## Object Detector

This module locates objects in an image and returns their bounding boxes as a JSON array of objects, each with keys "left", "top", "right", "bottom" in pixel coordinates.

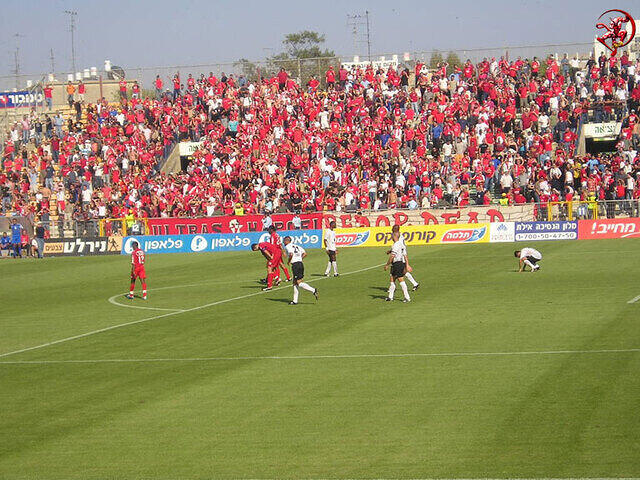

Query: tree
[
  {"left": 429, "top": 51, "right": 444, "bottom": 69},
  {"left": 446, "top": 52, "right": 463, "bottom": 73},
  {"left": 282, "top": 30, "right": 335, "bottom": 59},
  {"left": 268, "top": 30, "right": 338, "bottom": 86}
]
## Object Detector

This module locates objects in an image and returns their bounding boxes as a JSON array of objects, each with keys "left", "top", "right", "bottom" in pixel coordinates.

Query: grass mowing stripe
[
  {"left": 1, "top": 348, "right": 639, "bottom": 365},
  {"left": 0, "top": 262, "right": 385, "bottom": 360}
]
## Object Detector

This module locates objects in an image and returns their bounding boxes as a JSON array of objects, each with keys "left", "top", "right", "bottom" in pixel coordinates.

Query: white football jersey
[
  {"left": 324, "top": 229, "right": 337, "bottom": 251},
  {"left": 520, "top": 247, "right": 542, "bottom": 260},
  {"left": 285, "top": 243, "right": 306, "bottom": 263},
  {"left": 390, "top": 239, "right": 405, "bottom": 262}
]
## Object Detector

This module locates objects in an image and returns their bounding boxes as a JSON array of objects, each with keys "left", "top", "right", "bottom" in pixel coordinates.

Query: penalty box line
[
  {"left": 0, "top": 263, "right": 385, "bottom": 360},
  {"left": 1, "top": 348, "right": 640, "bottom": 365}
]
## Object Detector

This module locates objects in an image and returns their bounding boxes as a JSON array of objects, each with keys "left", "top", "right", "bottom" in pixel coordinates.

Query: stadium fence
[{"left": 0, "top": 42, "right": 594, "bottom": 93}]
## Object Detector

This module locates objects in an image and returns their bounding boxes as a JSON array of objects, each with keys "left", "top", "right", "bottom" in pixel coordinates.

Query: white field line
[
  {"left": 0, "top": 263, "right": 385, "bottom": 360},
  {"left": 627, "top": 295, "right": 640, "bottom": 304},
  {"left": 1, "top": 348, "right": 639, "bottom": 365},
  {"left": 107, "top": 294, "right": 185, "bottom": 312}
]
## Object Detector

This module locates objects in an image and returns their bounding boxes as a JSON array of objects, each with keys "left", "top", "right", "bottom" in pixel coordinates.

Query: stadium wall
[{"left": 31, "top": 219, "right": 640, "bottom": 257}]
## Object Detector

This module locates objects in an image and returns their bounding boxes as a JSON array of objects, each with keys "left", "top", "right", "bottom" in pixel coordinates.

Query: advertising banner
[
  {"left": 44, "top": 236, "right": 122, "bottom": 256},
  {"left": 121, "top": 229, "right": 322, "bottom": 255},
  {"left": 334, "top": 223, "right": 489, "bottom": 248},
  {"left": 323, "top": 204, "right": 534, "bottom": 228},
  {"left": 489, "top": 222, "right": 516, "bottom": 243},
  {"left": 147, "top": 213, "right": 323, "bottom": 235},
  {"left": 0, "top": 91, "right": 44, "bottom": 109},
  {"left": 578, "top": 218, "right": 640, "bottom": 240},
  {"left": 514, "top": 221, "right": 578, "bottom": 241}
]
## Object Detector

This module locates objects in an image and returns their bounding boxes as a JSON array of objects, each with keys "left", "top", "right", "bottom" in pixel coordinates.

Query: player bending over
[
  {"left": 268, "top": 226, "right": 291, "bottom": 284},
  {"left": 515, "top": 247, "right": 542, "bottom": 272},
  {"left": 384, "top": 231, "right": 411, "bottom": 303},
  {"left": 127, "top": 241, "right": 147, "bottom": 300},
  {"left": 390, "top": 224, "right": 419, "bottom": 290},
  {"left": 323, "top": 221, "right": 339, "bottom": 277},
  {"left": 251, "top": 241, "right": 281, "bottom": 291},
  {"left": 283, "top": 236, "right": 318, "bottom": 305}
]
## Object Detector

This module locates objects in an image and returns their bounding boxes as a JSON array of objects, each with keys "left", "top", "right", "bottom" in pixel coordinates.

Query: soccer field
[{"left": 1, "top": 239, "right": 639, "bottom": 479}]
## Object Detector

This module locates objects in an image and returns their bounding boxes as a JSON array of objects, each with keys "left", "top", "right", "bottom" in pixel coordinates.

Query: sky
[{"left": 0, "top": 0, "right": 638, "bottom": 77}]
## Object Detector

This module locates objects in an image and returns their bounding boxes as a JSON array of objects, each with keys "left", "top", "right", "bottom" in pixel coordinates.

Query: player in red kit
[
  {"left": 251, "top": 241, "right": 280, "bottom": 291},
  {"left": 267, "top": 226, "right": 291, "bottom": 284},
  {"left": 126, "top": 241, "right": 147, "bottom": 300}
]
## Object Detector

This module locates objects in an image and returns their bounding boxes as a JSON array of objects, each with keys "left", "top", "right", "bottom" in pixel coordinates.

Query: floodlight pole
[{"left": 65, "top": 10, "right": 78, "bottom": 74}]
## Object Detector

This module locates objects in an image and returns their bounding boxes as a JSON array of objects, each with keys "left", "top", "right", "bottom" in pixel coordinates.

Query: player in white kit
[
  {"left": 324, "top": 221, "right": 339, "bottom": 277},
  {"left": 284, "top": 236, "right": 319, "bottom": 305},
  {"left": 391, "top": 224, "right": 419, "bottom": 290},
  {"left": 515, "top": 247, "right": 542, "bottom": 272},
  {"left": 384, "top": 231, "right": 411, "bottom": 303}
]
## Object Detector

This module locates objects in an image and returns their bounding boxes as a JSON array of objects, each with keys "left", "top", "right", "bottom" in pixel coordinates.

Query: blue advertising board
[
  {"left": 121, "top": 229, "right": 322, "bottom": 255},
  {"left": 514, "top": 221, "right": 578, "bottom": 241},
  {"left": 0, "top": 91, "right": 44, "bottom": 109}
]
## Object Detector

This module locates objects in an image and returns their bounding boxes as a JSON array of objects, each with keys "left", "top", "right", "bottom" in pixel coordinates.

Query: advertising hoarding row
[{"left": 121, "top": 230, "right": 322, "bottom": 255}]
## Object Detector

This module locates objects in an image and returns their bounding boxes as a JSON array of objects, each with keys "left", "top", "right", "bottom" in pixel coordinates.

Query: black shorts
[
  {"left": 391, "top": 261, "right": 406, "bottom": 278},
  {"left": 527, "top": 256, "right": 539, "bottom": 265},
  {"left": 292, "top": 261, "right": 304, "bottom": 280},
  {"left": 326, "top": 250, "right": 336, "bottom": 262}
]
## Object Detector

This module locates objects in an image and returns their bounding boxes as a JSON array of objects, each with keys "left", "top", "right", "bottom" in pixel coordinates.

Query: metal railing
[{"left": 0, "top": 41, "right": 595, "bottom": 92}]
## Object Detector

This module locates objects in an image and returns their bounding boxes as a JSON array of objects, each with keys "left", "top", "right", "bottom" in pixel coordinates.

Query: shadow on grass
[
  {"left": 266, "top": 298, "right": 294, "bottom": 304},
  {"left": 369, "top": 294, "right": 388, "bottom": 300}
]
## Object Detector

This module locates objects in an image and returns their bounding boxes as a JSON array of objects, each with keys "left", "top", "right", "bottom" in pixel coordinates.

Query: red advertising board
[
  {"left": 147, "top": 213, "right": 323, "bottom": 235},
  {"left": 578, "top": 218, "right": 640, "bottom": 240},
  {"left": 323, "top": 205, "right": 534, "bottom": 228}
]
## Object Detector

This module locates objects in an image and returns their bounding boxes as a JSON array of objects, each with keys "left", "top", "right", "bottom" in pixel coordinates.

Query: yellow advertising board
[{"left": 334, "top": 223, "right": 490, "bottom": 247}]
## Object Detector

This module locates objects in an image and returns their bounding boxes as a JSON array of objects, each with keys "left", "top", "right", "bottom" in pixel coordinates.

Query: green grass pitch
[{"left": 1, "top": 239, "right": 639, "bottom": 479}]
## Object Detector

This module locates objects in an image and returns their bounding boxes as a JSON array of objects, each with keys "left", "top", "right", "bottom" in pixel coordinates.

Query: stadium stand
[{"left": 1, "top": 52, "right": 640, "bottom": 235}]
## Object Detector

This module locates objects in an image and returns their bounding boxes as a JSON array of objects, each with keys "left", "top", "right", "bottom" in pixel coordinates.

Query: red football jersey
[
  {"left": 258, "top": 242, "right": 279, "bottom": 258},
  {"left": 132, "top": 248, "right": 146, "bottom": 266},
  {"left": 269, "top": 231, "right": 282, "bottom": 246}
]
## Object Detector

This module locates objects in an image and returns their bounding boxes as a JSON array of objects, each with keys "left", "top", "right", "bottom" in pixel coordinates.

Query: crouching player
[
  {"left": 127, "top": 241, "right": 147, "bottom": 300},
  {"left": 515, "top": 247, "right": 542, "bottom": 272},
  {"left": 252, "top": 241, "right": 281, "bottom": 291},
  {"left": 283, "top": 236, "right": 318, "bottom": 305},
  {"left": 384, "top": 231, "right": 411, "bottom": 303}
]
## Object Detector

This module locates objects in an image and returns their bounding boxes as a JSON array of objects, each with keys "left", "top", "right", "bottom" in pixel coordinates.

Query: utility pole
[
  {"left": 346, "top": 12, "right": 372, "bottom": 61},
  {"left": 65, "top": 10, "right": 77, "bottom": 73},
  {"left": 50, "top": 48, "right": 55, "bottom": 74},
  {"left": 365, "top": 10, "right": 371, "bottom": 62},
  {"left": 12, "top": 33, "right": 25, "bottom": 89}
]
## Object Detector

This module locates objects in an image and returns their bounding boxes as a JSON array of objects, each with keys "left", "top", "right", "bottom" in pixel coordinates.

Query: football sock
[
  {"left": 524, "top": 260, "right": 534, "bottom": 270},
  {"left": 405, "top": 272, "right": 418, "bottom": 286},
  {"left": 281, "top": 266, "right": 291, "bottom": 280},
  {"left": 292, "top": 285, "right": 299, "bottom": 303},
  {"left": 129, "top": 282, "right": 135, "bottom": 295},
  {"left": 325, "top": 261, "right": 331, "bottom": 275},
  {"left": 142, "top": 282, "right": 147, "bottom": 297},
  {"left": 400, "top": 281, "right": 410, "bottom": 301},
  {"left": 267, "top": 272, "right": 274, "bottom": 288},
  {"left": 299, "top": 282, "right": 315, "bottom": 293},
  {"left": 388, "top": 282, "right": 396, "bottom": 300},
  {"left": 332, "top": 261, "right": 338, "bottom": 274}
]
